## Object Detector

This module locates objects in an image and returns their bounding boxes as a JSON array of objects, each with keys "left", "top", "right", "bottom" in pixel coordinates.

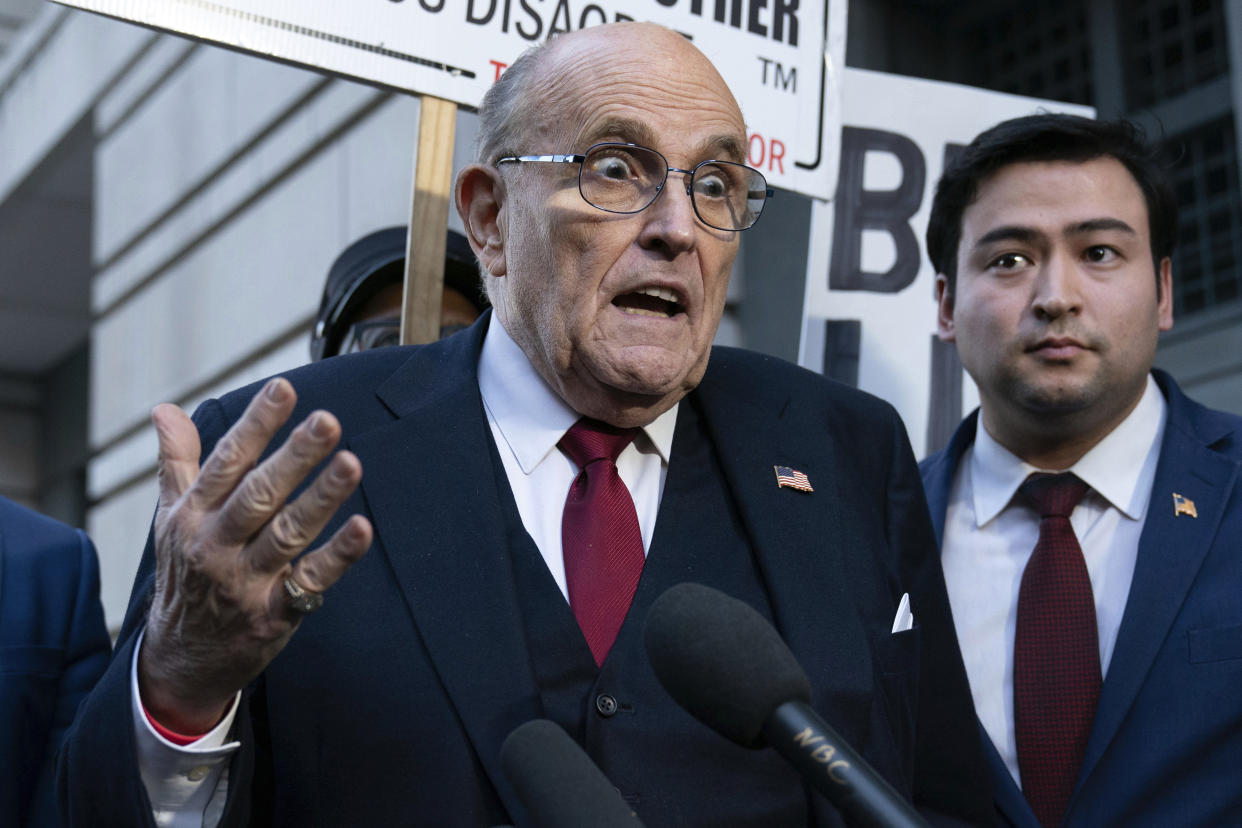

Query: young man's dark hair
[{"left": 926, "top": 113, "right": 1179, "bottom": 296}]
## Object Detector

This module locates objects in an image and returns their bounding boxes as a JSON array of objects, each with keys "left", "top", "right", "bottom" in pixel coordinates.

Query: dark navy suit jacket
[
  {"left": 61, "top": 317, "right": 990, "bottom": 827},
  {"left": 0, "top": 496, "right": 110, "bottom": 827},
  {"left": 920, "top": 370, "right": 1242, "bottom": 827}
]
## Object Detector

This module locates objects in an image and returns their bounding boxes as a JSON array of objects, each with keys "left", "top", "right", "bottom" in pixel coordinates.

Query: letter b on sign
[{"left": 830, "top": 127, "right": 925, "bottom": 293}]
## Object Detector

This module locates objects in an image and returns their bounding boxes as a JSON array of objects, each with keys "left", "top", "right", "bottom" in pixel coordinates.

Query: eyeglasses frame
[{"left": 495, "top": 142, "right": 774, "bottom": 232}]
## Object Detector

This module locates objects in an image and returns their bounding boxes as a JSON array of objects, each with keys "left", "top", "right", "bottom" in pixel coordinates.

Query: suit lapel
[
  {"left": 922, "top": 413, "right": 1046, "bottom": 825},
  {"left": 1077, "top": 380, "right": 1239, "bottom": 787},
  {"left": 348, "top": 320, "right": 541, "bottom": 816},
  {"left": 922, "top": 411, "right": 979, "bottom": 546},
  {"left": 980, "top": 725, "right": 1041, "bottom": 828},
  {"left": 690, "top": 354, "right": 872, "bottom": 728}
]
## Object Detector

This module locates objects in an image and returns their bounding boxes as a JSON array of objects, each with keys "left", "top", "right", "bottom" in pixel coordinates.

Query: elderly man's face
[{"left": 471, "top": 25, "right": 747, "bottom": 427}]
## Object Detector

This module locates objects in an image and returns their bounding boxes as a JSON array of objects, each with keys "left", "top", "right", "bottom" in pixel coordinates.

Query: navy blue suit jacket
[
  {"left": 62, "top": 317, "right": 990, "bottom": 826},
  {"left": 0, "top": 496, "right": 110, "bottom": 827},
  {"left": 920, "top": 371, "right": 1242, "bottom": 827}
]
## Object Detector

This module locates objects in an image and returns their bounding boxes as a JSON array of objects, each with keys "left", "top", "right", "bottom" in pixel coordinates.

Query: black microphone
[
  {"left": 500, "top": 719, "right": 646, "bottom": 828},
  {"left": 644, "top": 582, "right": 928, "bottom": 828}
]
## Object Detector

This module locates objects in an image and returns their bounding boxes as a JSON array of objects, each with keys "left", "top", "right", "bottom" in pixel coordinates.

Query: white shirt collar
[
  {"left": 971, "top": 374, "right": 1167, "bottom": 525},
  {"left": 476, "top": 316, "right": 678, "bottom": 475}
]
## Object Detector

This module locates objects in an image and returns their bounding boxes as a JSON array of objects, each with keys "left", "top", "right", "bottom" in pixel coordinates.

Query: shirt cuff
[{"left": 131, "top": 629, "right": 241, "bottom": 823}]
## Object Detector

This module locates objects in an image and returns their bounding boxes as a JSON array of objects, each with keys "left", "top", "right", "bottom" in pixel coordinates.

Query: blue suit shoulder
[
  {"left": 209, "top": 345, "right": 421, "bottom": 423},
  {"left": 193, "top": 333, "right": 475, "bottom": 452},
  {"left": 1154, "top": 369, "right": 1242, "bottom": 459},
  {"left": 0, "top": 497, "right": 98, "bottom": 617},
  {"left": 0, "top": 496, "right": 110, "bottom": 828}
]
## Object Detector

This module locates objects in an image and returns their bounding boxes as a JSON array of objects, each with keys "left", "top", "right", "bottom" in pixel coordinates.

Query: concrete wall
[{"left": 0, "top": 374, "right": 39, "bottom": 506}]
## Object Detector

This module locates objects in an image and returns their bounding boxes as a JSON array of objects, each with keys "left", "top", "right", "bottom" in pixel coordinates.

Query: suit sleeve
[
  {"left": 24, "top": 530, "right": 112, "bottom": 828},
  {"left": 57, "top": 398, "right": 262, "bottom": 827},
  {"left": 882, "top": 413, "right": 995, "bottom": 826}
]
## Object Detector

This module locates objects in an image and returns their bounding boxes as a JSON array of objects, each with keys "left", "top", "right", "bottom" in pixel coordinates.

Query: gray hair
[
  {"left": 474, "top": 38, "right": 559, "bottom": 164},
  {"left": 472, "top": 37, "right": 562, "bottom": 302}
]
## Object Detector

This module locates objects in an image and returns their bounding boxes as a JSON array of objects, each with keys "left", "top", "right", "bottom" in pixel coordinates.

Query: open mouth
[{"left": 613, "top": 286, "right": 686, "bottom": 319}]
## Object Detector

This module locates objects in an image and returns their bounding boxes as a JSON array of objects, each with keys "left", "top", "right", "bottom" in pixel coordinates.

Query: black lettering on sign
[
  {"left": 757, "top": 56, "right": 796, "bottom": 92},
  {"left": 466, "top": 0, "right": 497, "bottom": 24},
  {"left": 821, "top": 319, "right": 861, "bottom": 387},
  {"left": 514, "top": 0, "right": 543, "bottom": 39},
  {"left": 830, "top": 126, "right": 925, "bottom": 294},
  {"left": 658, "top": 0, "right": 798, "bottom": 44},
  {"left": 926, "top": 335, "right": 963, "bottom": 456},
  {"left": 469, "top": 0, "right": 649, "bottom": 42}
]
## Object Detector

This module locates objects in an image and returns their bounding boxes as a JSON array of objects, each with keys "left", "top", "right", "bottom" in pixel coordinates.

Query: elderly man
[
  {"left": 921, "top": 114, "right": 1242, "bottom": 827},
  {"left": 62, "top": 23, "right": 988, "bottom": 827}
]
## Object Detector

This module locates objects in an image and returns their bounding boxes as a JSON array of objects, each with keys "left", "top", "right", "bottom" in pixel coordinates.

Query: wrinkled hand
[{"left": 138, "top": 378, "right": 373, "bottom": 733}]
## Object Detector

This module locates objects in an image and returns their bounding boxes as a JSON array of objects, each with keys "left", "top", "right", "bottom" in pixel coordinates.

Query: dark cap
[{"left": 310, "top": 227, "right": 484, "bottom": 360}]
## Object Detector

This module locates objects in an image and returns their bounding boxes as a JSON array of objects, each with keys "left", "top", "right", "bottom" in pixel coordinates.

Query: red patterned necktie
[
  {"left": 559, "top": 418, "right": 646, "bottom": 666},
  {"left": 1013, "top": 472, "right": 1099, "bottom": 828}
]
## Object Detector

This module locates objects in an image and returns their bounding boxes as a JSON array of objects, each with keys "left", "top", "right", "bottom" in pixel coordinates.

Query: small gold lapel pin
[
  {"left": 774, "top": 465, "right": 813, "bottom": 493},
  {"left": 1173, "top": 492, "right": 1198, "bottom": 518}
]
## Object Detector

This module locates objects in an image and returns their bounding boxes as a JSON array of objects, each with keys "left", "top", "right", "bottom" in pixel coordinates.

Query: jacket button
[{"left": 595, "top": 694, "right": 618, "bottom": 717}]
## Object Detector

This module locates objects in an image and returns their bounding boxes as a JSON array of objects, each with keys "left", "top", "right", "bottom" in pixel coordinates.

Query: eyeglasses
[
  {"left": 496, "top": 142, "right": 773, "bottom": 232},
  {"left": 341, "top": 317, "right": 400, "bottom": 354},
  {"left": 339, "top": 317, "right": 474, "bottom": 354}
]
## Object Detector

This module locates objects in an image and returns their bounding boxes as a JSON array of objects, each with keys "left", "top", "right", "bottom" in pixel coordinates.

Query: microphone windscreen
[
  {"left": 500, "top": 719, "right": 643, "bottom": 828},
  {"left": 644, "top": 582, "right": 811, "bottom": 748}
]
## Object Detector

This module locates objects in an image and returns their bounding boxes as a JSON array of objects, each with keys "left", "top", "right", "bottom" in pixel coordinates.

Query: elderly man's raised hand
[{"left": 138, "top": 377, "right": 372, "bottom": 734}]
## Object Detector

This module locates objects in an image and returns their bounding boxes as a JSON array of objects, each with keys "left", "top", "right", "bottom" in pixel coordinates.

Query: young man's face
[{"left": 938, "top": 156, "right": 1173, "bottom": 456}]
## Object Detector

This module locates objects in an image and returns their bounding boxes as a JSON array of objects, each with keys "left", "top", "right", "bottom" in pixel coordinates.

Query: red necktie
[
  {"left": 559, "top": 418, "right": 646, "bottom": 666},
  {"left": 1013, "top": 472, "right": 1099, "bottom": 828}
]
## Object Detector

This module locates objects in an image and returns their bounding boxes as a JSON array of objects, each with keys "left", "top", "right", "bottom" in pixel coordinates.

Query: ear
[
  {"left": 935, "top": 273, "right": 956, "bottom": 342},
  {"left": 455, "top": 163, "right": 508, "bottom": 277},
  {"left": 1156, "top": 256, "right": 1174, "bottom": 332}
]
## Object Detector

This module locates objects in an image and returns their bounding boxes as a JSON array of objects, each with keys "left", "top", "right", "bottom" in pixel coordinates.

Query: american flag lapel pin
[
  {"left": 1172, "top": 492, "right": 1198, "bottom": 518},
  {"left": 774, "top": 465, "right": 813, "bottom": 493}
]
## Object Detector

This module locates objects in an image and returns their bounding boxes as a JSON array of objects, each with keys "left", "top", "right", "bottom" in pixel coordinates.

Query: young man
[{"left": 922, "top": 114, "right": 1242, "bottom": 827}]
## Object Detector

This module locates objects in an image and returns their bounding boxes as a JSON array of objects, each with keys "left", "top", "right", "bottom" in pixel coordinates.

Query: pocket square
[{"left": 890, "top": 592, "right": 914, "bottom": 634}]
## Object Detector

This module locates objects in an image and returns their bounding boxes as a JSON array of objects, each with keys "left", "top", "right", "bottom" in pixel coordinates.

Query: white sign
[
  {"left": 797, "top": 68, "right": 1093, "bottom": 458},
  {"left": 54, "top": 0, "right": 847, "bottom": 200}
]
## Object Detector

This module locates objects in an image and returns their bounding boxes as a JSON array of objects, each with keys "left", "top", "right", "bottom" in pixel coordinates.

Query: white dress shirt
[
  {"left": 476, "top": 313, "right": 677, "bottom": 596},
  {"left": 132, "top": 318, "right": 678, "bottom": 824},
  {"left": 940, "top": 375, "right": 1166, "bottom": 787}
]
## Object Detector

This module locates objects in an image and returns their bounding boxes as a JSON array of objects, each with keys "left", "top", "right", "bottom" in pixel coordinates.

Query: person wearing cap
[
  {"left": 60, "top": 22, "right": 989, "bottom": 827},
  {"left": 310, "top": 226, "right": 486, "bottom": 360}
]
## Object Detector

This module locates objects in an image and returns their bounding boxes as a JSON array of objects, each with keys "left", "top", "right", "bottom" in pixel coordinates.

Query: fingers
[
  {"left": 244, "top": 448, "right": 364, "bottom": 572},
  {"left": 213, "top": 406, "right": 347, "bottom": 546},
  {"left": 274, "top": 514, "right": 373, "bottom": 617},
  {"left": 153, "top": 403, "right": 202, "bottom": 511},
  {"left": 192, "top": 378, "right": 298, "bottom": 510}
]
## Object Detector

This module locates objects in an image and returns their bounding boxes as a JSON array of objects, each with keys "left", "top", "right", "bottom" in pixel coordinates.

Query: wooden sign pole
[{"left": 400, "top": 94, "right": 458, "bottom": 345}]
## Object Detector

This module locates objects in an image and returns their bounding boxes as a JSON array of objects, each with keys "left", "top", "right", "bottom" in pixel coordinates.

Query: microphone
[
  {"left": 644, "top": 582, "right": 928, "bottom": 828},
  {"left": 500, "top": 719, "right": 646, "bottom": 828}
]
